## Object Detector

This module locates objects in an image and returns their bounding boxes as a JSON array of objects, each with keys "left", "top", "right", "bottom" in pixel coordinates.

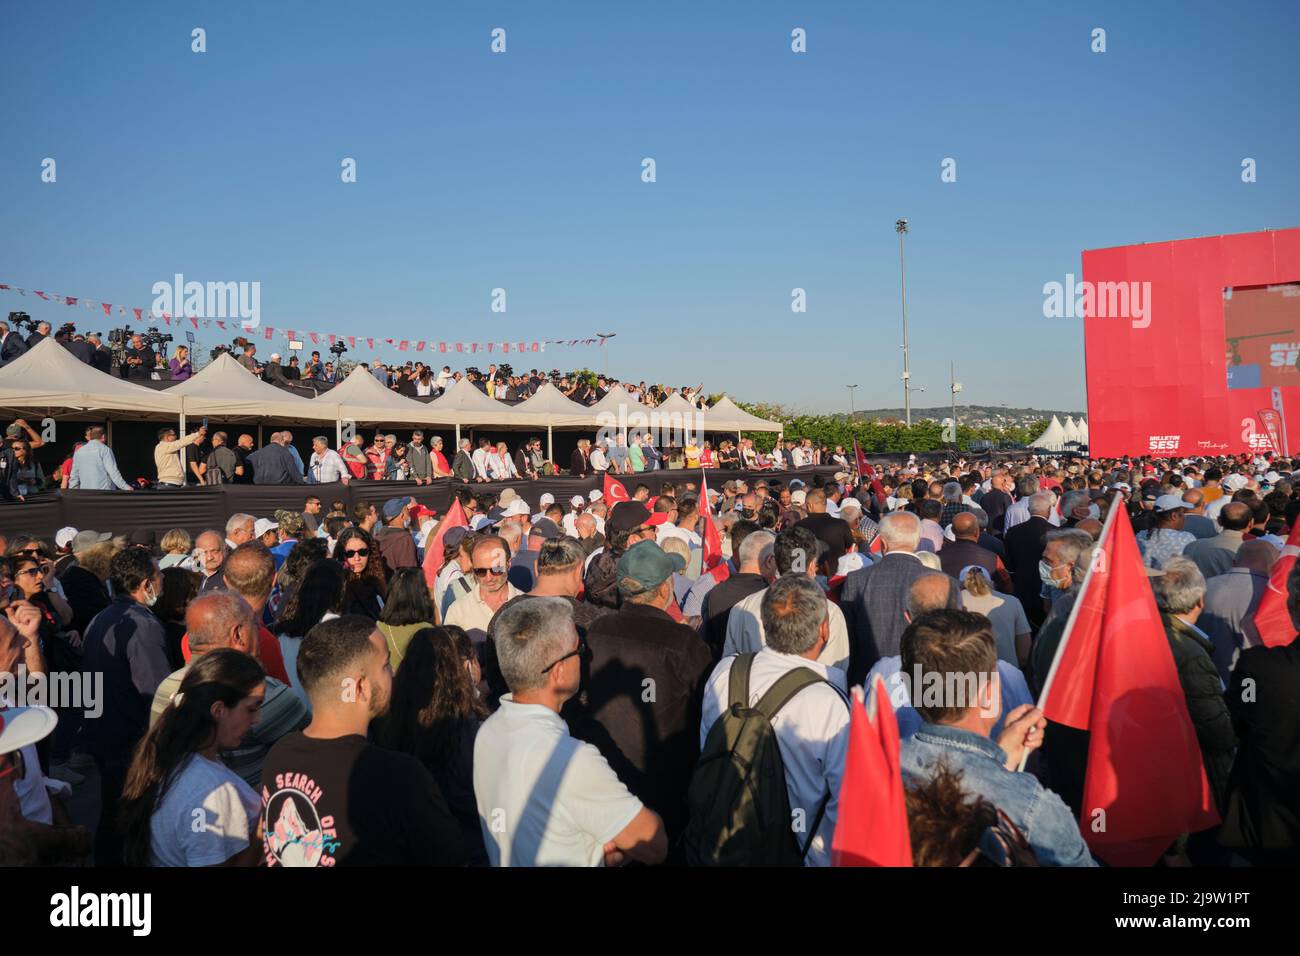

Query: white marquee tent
[
  {"left": 1030, "top": 415, "right": 1067, "bottom": 451},
  {"left": 0, "top": 338, "right": 181, "bottom": 420}
]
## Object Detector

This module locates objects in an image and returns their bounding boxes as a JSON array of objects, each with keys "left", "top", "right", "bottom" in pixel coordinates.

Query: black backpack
[{"left": 684, "top": 653, "right": 835, "bottom": 866}]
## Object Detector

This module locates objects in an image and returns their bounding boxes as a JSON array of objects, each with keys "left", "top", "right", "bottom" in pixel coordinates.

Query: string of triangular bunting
[{"left": 0, "top": 283, "right": 605, "bottom": 356}]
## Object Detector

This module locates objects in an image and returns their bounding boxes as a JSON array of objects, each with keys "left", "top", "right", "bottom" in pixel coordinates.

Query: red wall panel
[{"left": 1082, "top": 228, "right": 1300, "bottom": 456}]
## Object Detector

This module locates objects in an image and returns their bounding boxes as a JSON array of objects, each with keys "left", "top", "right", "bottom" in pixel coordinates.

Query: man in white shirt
[
  {"left": 474, "top": 596, "right": 667, "bottom": 866},
  {"left": 308, "top": 435, "right": 349, "bottom": 485},
  {"left": 589, "top": 441, "right": 609, "bottom": 475},
  {"left": 444, "top": 535, "right": 523, "bottom": 641},
  {"left": 562, "top": 496, "right": 587, "bottom": 537},
  {"left": 470, "top": 439, "right": 492, "bottom": 482},
  {"left": 1002, "top": 476, "right": 1061, "bottom": 533},
  {"left": 724, "top": 526, "right": 851, "bottom": 678},
  {"left": 700, "top": 575, "right": 850, "bottom": 867}
]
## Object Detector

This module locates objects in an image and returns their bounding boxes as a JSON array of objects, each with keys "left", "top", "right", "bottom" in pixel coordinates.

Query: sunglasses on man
[
  {"left": 472, "top": 565, "right": 508, "bottom": 578},
  {"left": 541, "top": 635, "right": 587, "bottom": 675}
]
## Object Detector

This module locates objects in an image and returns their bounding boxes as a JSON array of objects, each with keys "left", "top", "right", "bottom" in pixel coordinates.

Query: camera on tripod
[
  {"left": 329, "top": 340, "right": 348, "bottom": 357},
  {"left": 56, "top": 321, "right": 77, "bottom": 338}
]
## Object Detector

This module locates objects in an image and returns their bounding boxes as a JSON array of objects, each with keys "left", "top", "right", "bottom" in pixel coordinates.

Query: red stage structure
[{"left": 1082, "top": 228, "right": 1300, "bottom": 457}]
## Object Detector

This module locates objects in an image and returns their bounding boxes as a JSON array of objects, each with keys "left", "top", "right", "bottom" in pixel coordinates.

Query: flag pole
[{"left": 1015, "top": 490, "right": 1123, "bottom": 772}]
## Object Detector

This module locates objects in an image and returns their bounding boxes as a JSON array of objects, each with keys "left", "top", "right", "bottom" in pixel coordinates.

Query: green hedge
[{"left": 731, "top": 401, "right": 1046, "bottom": 454}]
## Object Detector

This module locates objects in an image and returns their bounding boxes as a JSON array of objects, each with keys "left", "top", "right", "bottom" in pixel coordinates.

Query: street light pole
[
  {"left": 896, "top": 218, "right": 912, "bottom": 427},
  {"left": 950, "top": 361, "right": 962, "bottom": 451},
  {"left": 596, "top": 331, "right": 616, "bottom": 378},
  {"left": 847, "top": 384, "right": 858, "bottom": 418}
]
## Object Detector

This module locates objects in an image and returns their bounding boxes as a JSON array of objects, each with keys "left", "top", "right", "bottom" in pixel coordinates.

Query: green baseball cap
[{"left": 616, "top": 540, "right": 685, "bottom": 592}]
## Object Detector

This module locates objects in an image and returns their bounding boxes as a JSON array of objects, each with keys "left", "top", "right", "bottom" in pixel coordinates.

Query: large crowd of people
[{"left": 2, "top": 448, "right": 1297, "bottom": 868}]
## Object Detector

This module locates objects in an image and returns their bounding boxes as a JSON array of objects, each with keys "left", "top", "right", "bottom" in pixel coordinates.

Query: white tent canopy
[
  {"left": 512, "top": 383, "right": 593, "bottom": 427},
  {"left": 1078, "top": 419, "right": 1089, "bottom": 444},
  {"left": 1031, "top": 415, "right": 1067, "bottom": 452},
  {"left": 1062, "top": 416, "right": 1081, "bottom": 443},
  {"left": 0, "top": 338, "right": 181, "bottom": 419},
  {"left": 169, "top": 353, "right": 338, "bottom": 423},
  {"left": 319, "top": 366, "right": 455, "bottom": 426},
  {"left": 701, "top": 396, "right": 783, "bottom": 433}
]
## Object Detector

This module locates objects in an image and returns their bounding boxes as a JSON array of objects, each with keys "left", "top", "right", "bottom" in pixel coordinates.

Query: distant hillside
[{"left": 849, "top": 405, "right": 1084, "bottom": 429}]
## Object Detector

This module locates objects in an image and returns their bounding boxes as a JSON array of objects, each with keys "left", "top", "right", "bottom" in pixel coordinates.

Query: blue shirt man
[
  {"left": 68, "top": 433, "right": 133, "bottom": 490},
  {"left": 867, "top": 654, "right": 1034, "bottom": 740}
]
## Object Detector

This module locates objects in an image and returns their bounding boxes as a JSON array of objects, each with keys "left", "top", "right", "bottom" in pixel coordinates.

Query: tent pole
[
  {"left": 455, "top": 422, "right": 461, "bottom": 446},
  {"left": 258, "top": 424, "right": 264, "bottom": 447},
  {"left": 106, "top": 418, "right": 113, "bottom": 446},
  {"left": 547, "top": 424, "right": 553, "bottom": 464},
  {"left": 179, "top": 396, "right": 186, "bottom": 438}
]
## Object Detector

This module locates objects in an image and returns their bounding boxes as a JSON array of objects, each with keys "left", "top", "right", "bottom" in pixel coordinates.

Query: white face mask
[
  {"left": 143, "top": 583, "right": 159, "bottom": 608},
  {"left": 1088, "top": 504, "right": 1101, "bottom": 521}
]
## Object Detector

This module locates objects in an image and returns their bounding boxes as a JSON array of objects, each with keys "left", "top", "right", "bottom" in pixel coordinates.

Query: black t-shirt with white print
[{"left": 261, "top": 732, "right": 465, "bottom": 867}]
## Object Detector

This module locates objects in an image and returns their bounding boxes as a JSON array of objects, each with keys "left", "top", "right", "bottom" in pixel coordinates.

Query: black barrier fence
[{"left": 0, "top": 467, "right": 843, "bottom": 540}]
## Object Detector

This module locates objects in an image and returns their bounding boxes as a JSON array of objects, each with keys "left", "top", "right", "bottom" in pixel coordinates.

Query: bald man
[
  {"left": 149, "top": 590, "right": 308, "bottom": 786},
  {"left": 865, "top": 575, "right": 1032, "bottom": 740},
  {"left": 939, "top": 512, "right": 1012, "bottom": 594},
  {"left": 1184, "top": 501, "right": 1254, "bottom": 580}
]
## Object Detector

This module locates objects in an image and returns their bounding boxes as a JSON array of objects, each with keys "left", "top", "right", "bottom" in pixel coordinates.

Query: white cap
[
  {"left": 0, "top": 706, "right": 57, "bottom": 756},
  {"left": 588, "top": 489, "right": 603, "bottom": 502},
  {"left": 55, "top": 527, "right": 78, "bottom": 549},
  {"left": 270, "top": 353, "right": 281, "bottom": 361},
  {"left": 791, "top": 489, "right": 807, "bottom": 506},
  {"left": 1223, "top": 474, "right": 1250, "bottom": 493},
  {"left": 570, "top": 495, "right": 585, "bottom": 508},
  {"left": 471, "top": 514, "right": 494, "bottom": 531},
  {"left": 539, "top": 493, "right": 555, "bottom": 507},
  {"left": 1154, "top": 494, "right": 1188, "bottom": 512},
  {"left": 254, "top": 518, "right": 279, "bottom": 538},
  {"left": 500, "top": 499, "right": 530, "bottom": 518}
]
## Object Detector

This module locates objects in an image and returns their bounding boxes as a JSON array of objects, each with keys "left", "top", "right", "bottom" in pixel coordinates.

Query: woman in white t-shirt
[{"left": 118, "top": 649, "right": 267, "bottom": 867}]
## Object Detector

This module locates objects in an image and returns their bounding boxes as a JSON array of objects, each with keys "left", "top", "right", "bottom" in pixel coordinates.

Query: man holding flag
[{"left": 897, "top": 609, "right": 1094, "bottom": 866}]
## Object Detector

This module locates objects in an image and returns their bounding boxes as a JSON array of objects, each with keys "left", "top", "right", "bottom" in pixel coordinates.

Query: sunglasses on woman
[{"left": 343, "top": 548, "right": 370, "bottom": 559}]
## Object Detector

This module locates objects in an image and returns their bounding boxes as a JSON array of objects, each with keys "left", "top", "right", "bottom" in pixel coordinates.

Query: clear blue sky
[{"left": 2, "top": 1, "right": 1297, "bottom": 414}]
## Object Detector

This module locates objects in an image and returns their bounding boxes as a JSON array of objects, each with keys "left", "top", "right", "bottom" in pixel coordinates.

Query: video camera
[
  {"left": 7, "top": 311, "right": 35, "bottom": 332},
  {"left": 329, "top": 340, "right": 348, "bottom": 357},
  {"left": 56, "top": 321, "right": 78, "bottom": 338}
]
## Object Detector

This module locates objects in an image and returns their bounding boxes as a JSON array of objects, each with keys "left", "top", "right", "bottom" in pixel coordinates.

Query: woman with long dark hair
[
  {"left": 274, "top": 559, "right": 347, "bottom": 708},
  {"left": 334, "top": 527, "right": 387, "bottom": 620},
  {"left": 118, "top": 649, "right": 266, "bottom": 867},
  {"left": 376, "top": 567, "right": 438, "bottom": 673},
  {"left": 374, "top": 626, "right": 487, "bottom": 865}
]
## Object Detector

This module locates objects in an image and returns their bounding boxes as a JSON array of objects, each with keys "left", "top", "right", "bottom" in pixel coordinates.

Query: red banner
[{"left": 1084, "top": 229, "right": 1300, "bottom": 455}]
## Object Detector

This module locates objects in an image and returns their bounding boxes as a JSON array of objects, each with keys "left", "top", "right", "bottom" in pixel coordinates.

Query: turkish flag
[
  {"left": 699, "top": 470, "right": 729, "bottom": 583},
  {"left": 1251, "top": 520, "right": 1300, "bottom": 648},
  {"left": 832, "top": 677, "right": 913, "bottom": 867},
  {"left": 101, "top": 302, "right": 112, "bottom": 315},
  {"left": 854, "top": 440, "right": 886, "bottom": 507},
  {"left": 603, "top": 473, "right": 630, "bottom": 504},
  {"left": 1038, "top": 500, "right": 1219, "bottom": 866},
  {"left": 422, "top": 497, "right": 469, "bottom": 589}
]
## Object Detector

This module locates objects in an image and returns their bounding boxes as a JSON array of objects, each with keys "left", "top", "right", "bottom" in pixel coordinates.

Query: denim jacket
[{"left": 900, "top": 722, "right": 1097, "bottom": 867}]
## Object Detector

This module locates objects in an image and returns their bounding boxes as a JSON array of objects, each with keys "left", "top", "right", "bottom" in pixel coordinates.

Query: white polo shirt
[
  {"left": 721, "top": 586, "right": 852, "bottom": 678},
  {"left": 699, "top": 648, "right": 850, "bottom": 867},
  {"left": 473, "top": 695, "right": 643, "bottom": 866}
]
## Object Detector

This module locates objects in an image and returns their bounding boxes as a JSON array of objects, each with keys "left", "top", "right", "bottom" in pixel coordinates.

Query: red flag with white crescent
[
  {"left": 699, "top": 470, "right": 729, "bottom": 583},
  {"left": 1252, "top": 519, "right": 1300, "bottom": 647},
  {"left": 603, "top": 473, "right": 630, "bottom": 504}
]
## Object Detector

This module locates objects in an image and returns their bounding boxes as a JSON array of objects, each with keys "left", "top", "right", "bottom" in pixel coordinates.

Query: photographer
[
  {"left": 0, "top": 319, "right": 29, "bottom": 367},
  {"left": 303, "top": 350, "right": 323, "bottom": 380},
  {"left": 121, "top": 333, "right": 155, "bottom": 379}
]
